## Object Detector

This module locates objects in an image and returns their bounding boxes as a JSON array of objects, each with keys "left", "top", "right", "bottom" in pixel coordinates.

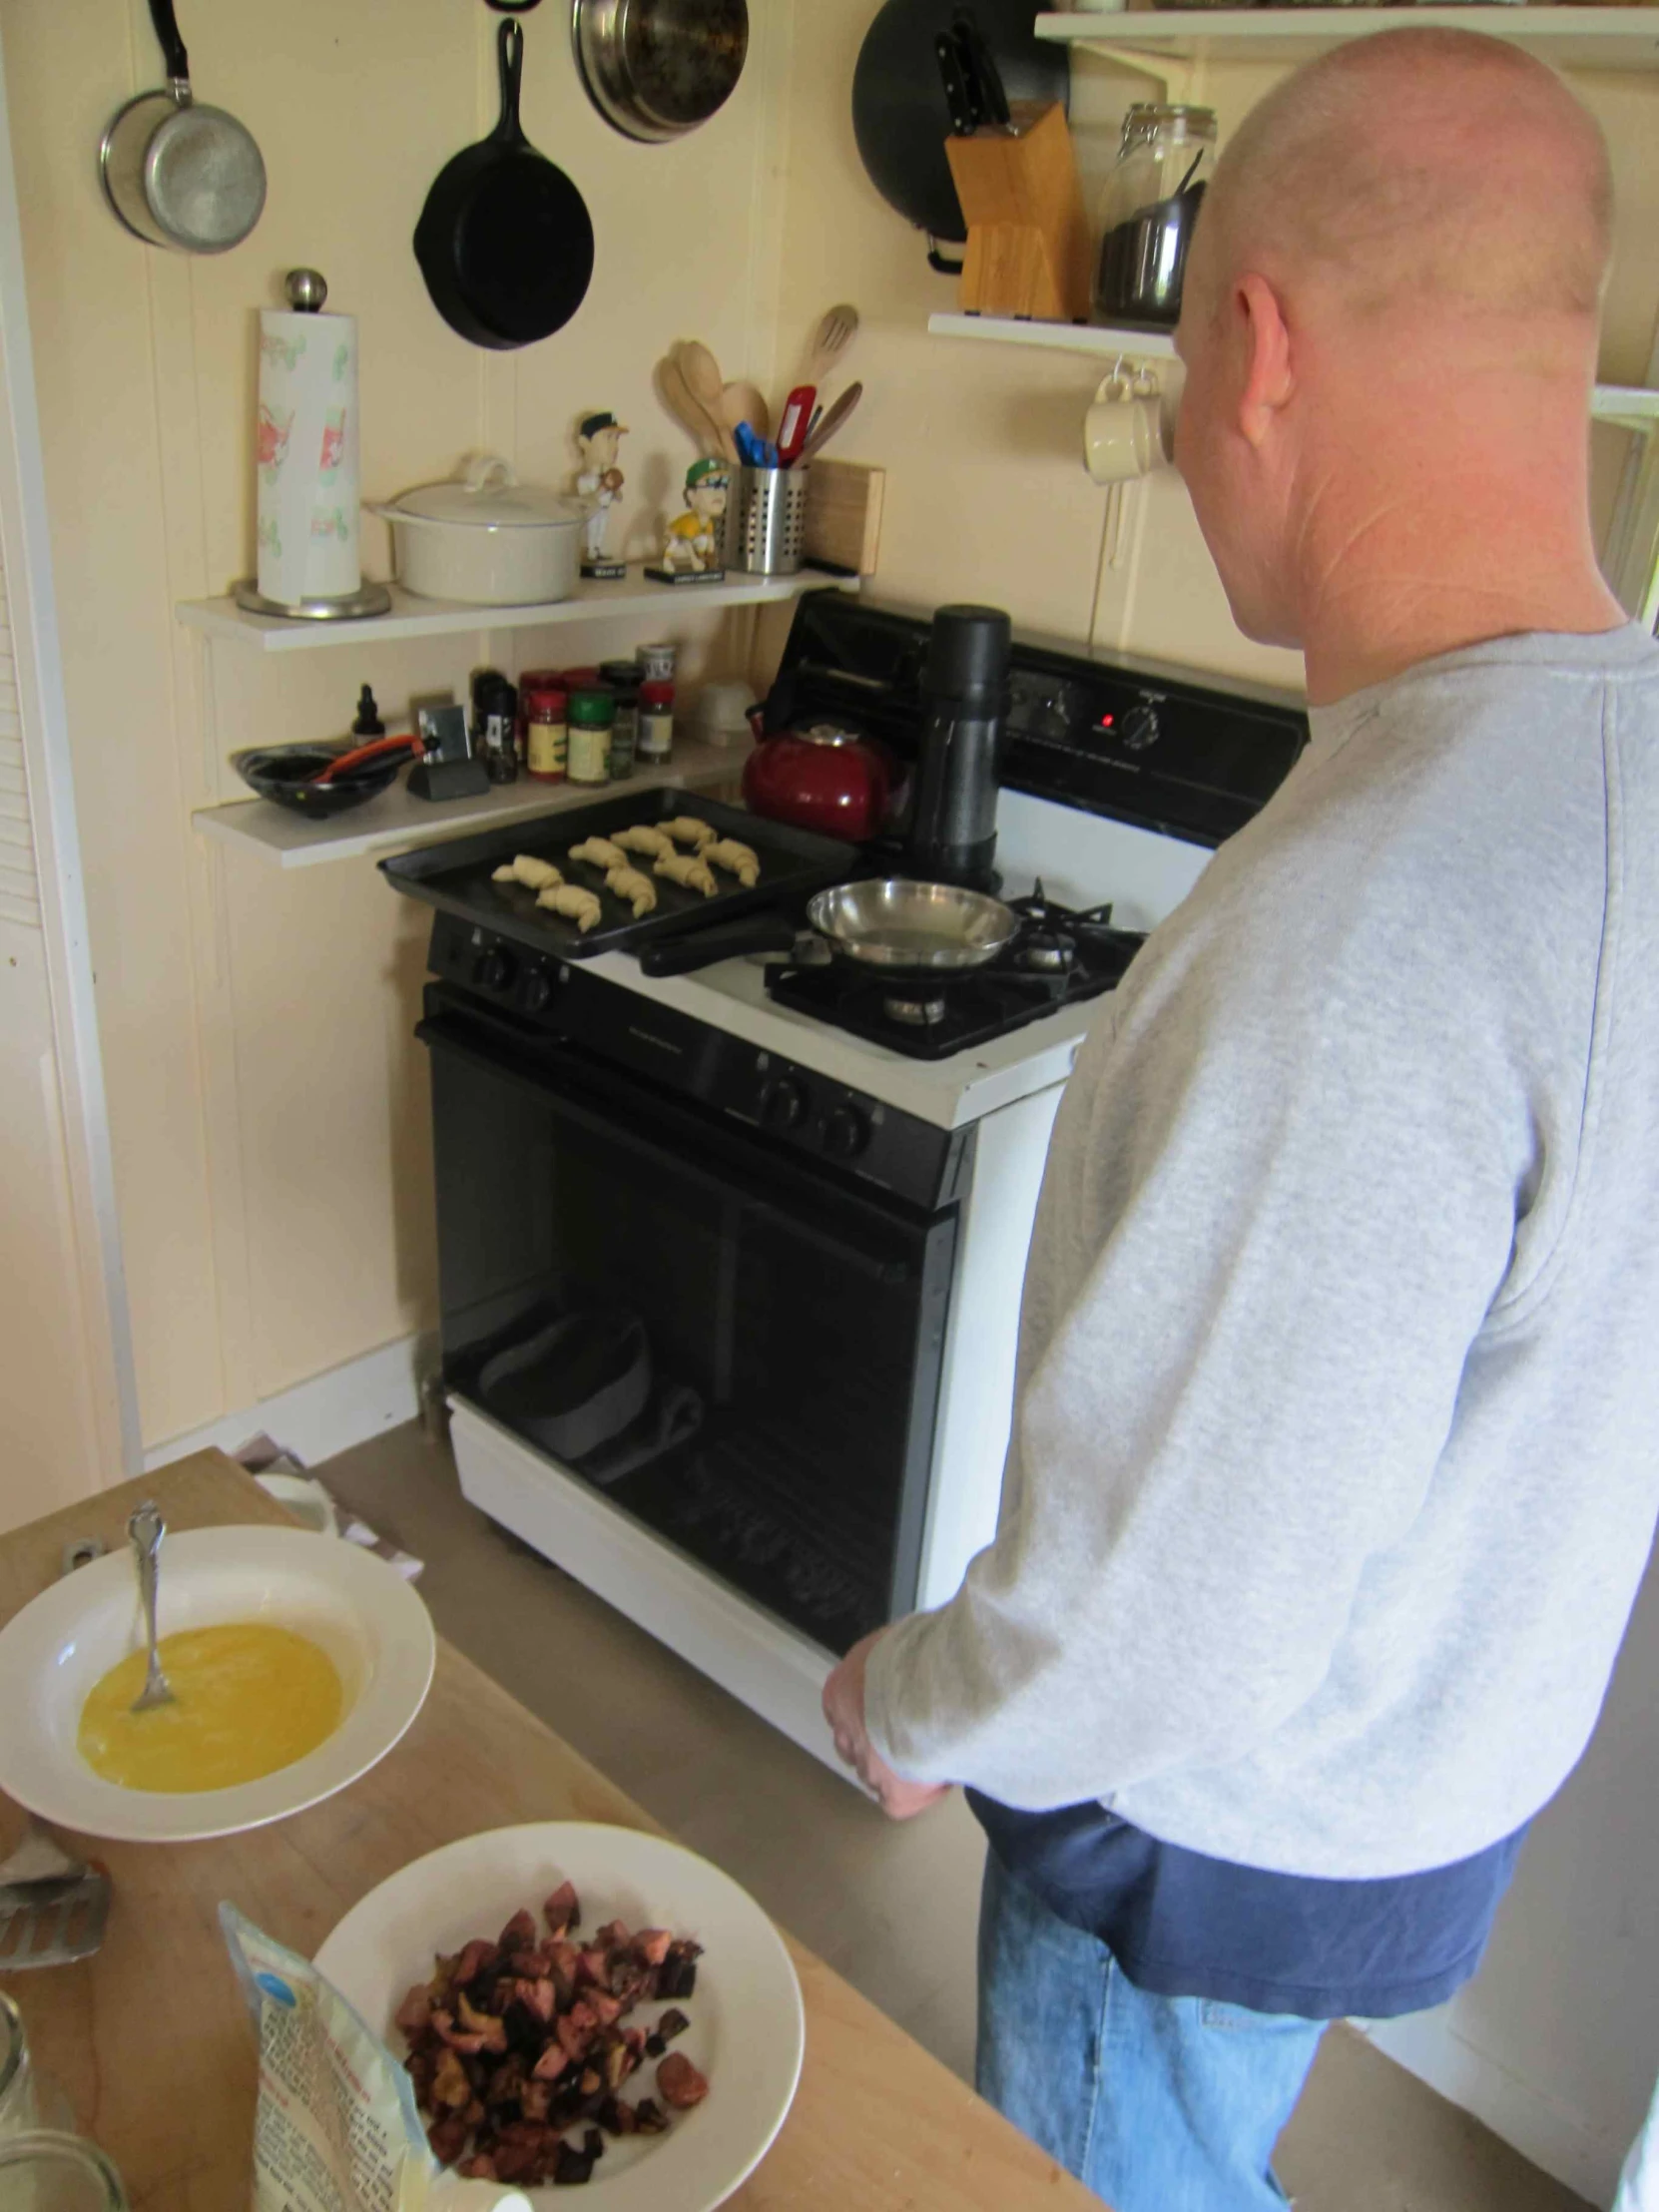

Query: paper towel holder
[{"left": 235, "top": 271, "right": 392, "bottom": 622}]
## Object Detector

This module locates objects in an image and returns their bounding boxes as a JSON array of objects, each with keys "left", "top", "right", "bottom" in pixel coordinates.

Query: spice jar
[
  {"left": 1094, "top": 105, "right": 1217, "bottom": 327},
  {"left": 479, "top": 674, "right": 519, "bottom": 785},
  {"left": 567, "top": 687, "right": 614, "bottom": 785},
  {"left": 639, "top": 679, "right": 675, "bottom": 767},
  {"left": 522, "top": 677, "right": 568, "bottom": 783},
  {"left": 599, "top": 661, "right": 641, "bottom": 781}
]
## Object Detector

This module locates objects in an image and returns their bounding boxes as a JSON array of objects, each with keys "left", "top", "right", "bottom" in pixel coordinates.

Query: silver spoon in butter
[{"left": 127, "top": 1502, "right": 175, "bottom": 1712}]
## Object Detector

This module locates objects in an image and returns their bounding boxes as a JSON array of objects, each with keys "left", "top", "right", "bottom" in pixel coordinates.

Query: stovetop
[{"left": 766, "top": 885, "right": 1147, "bottom": 1061}]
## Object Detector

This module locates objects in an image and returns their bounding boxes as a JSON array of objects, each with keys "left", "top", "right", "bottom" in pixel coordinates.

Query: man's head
[{"left": 1173, "top": 29, "right": 1612, "bottom": 654}]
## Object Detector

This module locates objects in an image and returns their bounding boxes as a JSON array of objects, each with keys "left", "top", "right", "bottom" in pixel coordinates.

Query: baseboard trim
[
  {"left": 143, "top": 1333, "right": 433, "bottom": 1474},
  {"left": 1361, "top": 2010, "right": 1622, "bottom": 2208}
]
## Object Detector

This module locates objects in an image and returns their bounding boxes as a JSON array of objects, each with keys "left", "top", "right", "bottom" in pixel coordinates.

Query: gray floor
[{"left": 318, "top": 1418, "right": 1590, "bottom": 2212}]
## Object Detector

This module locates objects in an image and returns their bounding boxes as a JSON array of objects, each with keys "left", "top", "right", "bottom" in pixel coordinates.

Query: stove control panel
[{"left": 424, "top": 913, "right": 972, "bottom": 1213}]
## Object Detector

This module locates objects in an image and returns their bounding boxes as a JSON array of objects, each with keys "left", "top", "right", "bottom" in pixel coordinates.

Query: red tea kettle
[{"left": 742, "top": 720, "right": 891, "bottom": 843}]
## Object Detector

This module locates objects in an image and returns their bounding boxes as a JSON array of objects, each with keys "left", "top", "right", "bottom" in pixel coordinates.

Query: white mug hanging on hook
[{"left": 1084, "top": 363, "right": 1163, "bottom": 486}]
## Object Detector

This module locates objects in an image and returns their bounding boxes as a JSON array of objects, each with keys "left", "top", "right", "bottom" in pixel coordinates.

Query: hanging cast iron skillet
[
  {"left": 851, "top": 0, "right": 1068, "bottom": 254},
  {"left": 414, "top": 17, "right": 595, "bottom": 349}
]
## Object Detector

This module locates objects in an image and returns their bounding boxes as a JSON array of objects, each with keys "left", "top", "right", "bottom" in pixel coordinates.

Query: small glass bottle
[
  {"left": 480, "top": 675, "right": 519, "bottom": 785},
  {"left": 599, "top": 662, "right": 641, "bottom": 781},
  {"left": 638, "top": 679, "right": 675, "bottom": 767},
  {"left": 1094, "top": 105, "right": 1217, "bottom": 327},
  {"left": 567, "top": 687, "right": 614, "bottom": 785},
  {"left": 523, "top": 679, "right": 568, "bottom": 783}
]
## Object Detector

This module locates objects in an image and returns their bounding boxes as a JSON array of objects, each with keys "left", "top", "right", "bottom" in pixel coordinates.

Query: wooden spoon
[
  {"left": 798, "top": 303, "right": 859, "bottom": 393},
  {"left": 676, "top": 341, "right": 739, "bottom": 464},
  {"left": 719, "top": 378, "right": 771, "bottom": 443},
  {"left": 657, "top": 353, "right": 728, "bottom": 460}
]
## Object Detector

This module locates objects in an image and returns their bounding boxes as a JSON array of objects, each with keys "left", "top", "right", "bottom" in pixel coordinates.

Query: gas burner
[
  {"left": 884, "top": 992, "right": 949, "bottom": 1028},
  {"left": 1016, "top": 930, "right": 1076, "bottom": 974},
  {"left": 765, "top": 887, "right": 1150, "bottom": 1060}
]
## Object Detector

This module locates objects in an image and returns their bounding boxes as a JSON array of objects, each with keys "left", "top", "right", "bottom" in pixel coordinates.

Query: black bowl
[{"left": 232, "top": 743, "right": 405, "bottom": 819}]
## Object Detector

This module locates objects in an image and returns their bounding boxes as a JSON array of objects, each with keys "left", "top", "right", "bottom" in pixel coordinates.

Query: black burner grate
[{"left": 765, "top": 887, "right": 1147, "bottom": 1060}]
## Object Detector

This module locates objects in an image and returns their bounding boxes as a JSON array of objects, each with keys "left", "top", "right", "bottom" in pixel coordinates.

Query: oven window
[{"left": 428, "top": 1033, "right": 957, "bottom": 1655}]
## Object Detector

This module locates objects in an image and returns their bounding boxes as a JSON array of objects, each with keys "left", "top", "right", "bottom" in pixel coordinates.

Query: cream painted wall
[{"left": 0, "top": 0, "right": 800, "bottom": 1457}]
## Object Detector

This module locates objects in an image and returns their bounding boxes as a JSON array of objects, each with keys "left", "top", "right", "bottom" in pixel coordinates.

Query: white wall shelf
[
  {"left": 1036, "top": 9, "right": 1659, "bottom": 71},
  {"left": 930, "top": 314, "right": 1658, "bottom": 433},
  {"left": 191, "top": 738, "right": 741, "bottom": 870},
  {"left": 176, "top": 570, "right": 858, "bottom": 656},
  {"left": 929, "top": 312, "right": 1177, "bottom": 359}
]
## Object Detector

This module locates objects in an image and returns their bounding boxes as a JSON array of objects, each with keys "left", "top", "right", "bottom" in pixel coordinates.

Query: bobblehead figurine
[
  {"left": 574, "top": 409, "right": 629, "bottom": 580},
  {"left": 646, "top": 457, "right": 731, "bottom": 585}
]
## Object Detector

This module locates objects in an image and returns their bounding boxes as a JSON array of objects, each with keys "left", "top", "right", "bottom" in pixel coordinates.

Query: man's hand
[{"left": 823, "top": 1629, "right": 951, "bottom": 1821}]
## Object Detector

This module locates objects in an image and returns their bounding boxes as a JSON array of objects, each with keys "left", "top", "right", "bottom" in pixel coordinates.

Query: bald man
[{"left": 823, "top": 27, "right": 1659, "bottom": 2211}]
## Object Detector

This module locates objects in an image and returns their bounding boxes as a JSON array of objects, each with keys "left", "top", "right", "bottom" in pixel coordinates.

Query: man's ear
[{"left": 1232, "top": 273, "right": 1294, "bottom": 449}]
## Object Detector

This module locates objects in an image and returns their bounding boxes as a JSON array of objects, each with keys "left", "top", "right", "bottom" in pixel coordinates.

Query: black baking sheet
[{"left": 378, "top": 788, "right": 853, "bottom": 960}]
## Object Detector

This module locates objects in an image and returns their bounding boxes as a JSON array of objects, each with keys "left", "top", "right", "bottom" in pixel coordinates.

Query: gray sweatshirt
[{"left": 866, "top": 625, "right": 1659, "bottom": 1880}]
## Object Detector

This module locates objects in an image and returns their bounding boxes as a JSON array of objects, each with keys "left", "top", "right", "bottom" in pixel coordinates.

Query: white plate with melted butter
[{"left": 0, "top": 1526, "right": 434, "bottom": 1842}]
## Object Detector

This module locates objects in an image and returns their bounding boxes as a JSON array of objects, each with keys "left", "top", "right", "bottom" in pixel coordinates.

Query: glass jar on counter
[
  {"left": 567, "top": 688, "right": 614, "bottom": 785},
  {"left": 522, "top": 677, "right": 568, "bottom": 783},
  {"left": 1094, "top": 105, "right": 1217, "bottom": 327},
  {"left": 638, "top": 679, "right": 675, "bottom": 767},
  {"left": 599, "top": 661, "right": 641, "bottom": 781}
]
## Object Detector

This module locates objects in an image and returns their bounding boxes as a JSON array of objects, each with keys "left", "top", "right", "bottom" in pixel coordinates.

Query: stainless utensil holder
[{"left": 723, "top": 464, "right": 810, "bottom": 576}]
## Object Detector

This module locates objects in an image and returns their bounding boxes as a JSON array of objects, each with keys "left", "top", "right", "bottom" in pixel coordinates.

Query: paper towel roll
[{"left": 257, "top": 308, "right": 361, "bottom": 608}]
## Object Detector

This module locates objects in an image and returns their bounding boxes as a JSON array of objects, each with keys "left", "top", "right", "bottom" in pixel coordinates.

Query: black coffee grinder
[{"left": 905, "top": 604, "right": 1011, "bottom": 887}]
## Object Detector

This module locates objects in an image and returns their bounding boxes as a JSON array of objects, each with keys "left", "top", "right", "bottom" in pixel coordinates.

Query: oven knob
[
  {"left": 522, "top": 962, "right": 556, "bottom": 1014},
  {"left": 824, "top": 1104, "right": 870, "bottom": 1160},
  {"left": 475, "top": 944, "right": 517, "bottom": 993},
  {"left": 758, "top": 1075, "right": 807, "bottom": 1132}
]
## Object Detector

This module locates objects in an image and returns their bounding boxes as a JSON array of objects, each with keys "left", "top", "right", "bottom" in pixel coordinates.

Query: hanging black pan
[{"left": 414, "top": 18, "right": 595, "bottom": 349}]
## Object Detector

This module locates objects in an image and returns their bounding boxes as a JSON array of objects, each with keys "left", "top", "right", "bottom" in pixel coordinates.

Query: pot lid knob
[{"left": 284, "top": 268, "right": 328, "bottom": 312}]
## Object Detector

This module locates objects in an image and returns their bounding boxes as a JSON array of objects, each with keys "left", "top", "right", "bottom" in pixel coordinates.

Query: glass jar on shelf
[{"left": 1094, "top": 104, "right": 1217, "bottom": 329}]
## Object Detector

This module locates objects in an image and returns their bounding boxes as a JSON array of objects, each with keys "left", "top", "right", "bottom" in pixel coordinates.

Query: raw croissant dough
[
  {"left": 662, "top": 817, "right": 717, "bottom": 849},
  {"left": 492, "top": 852, "right": 562, "bottom": 890},
  {"left": 605, "top": 863, "right": 658, "bottom": 918},
  {"left": 611, "top": 824, "right": 675, "bottom": 862},
  {"left": 703, "top": 838, "right": 759, "bottom": 889},
  {"left": 654, "top": 851, "right": 719, "bottom": 897},
  {"left": 568, "top": 836, "right": 627, "bottom": 870},
  {"left": 536, "top": 882, "right": 603, "bottom": 932}
]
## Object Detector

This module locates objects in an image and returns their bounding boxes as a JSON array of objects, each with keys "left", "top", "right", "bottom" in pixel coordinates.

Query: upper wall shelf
[
  {"left": 1034, "top": 8, "right": 1659, "bottom": 70},
  {"left": 929, "top": 312, "right": 1176, "bottom": 358},
  {"left": 929, "top": 315, "right": 1659, "bottom": 429},
  {"left": 176, "top": 570, "right": 858, "bottom": 655}
]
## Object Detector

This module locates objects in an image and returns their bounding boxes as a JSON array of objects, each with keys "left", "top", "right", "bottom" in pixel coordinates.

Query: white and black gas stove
[{"left": 386, "top": 595, "right": 1306, "bottom": 1774}]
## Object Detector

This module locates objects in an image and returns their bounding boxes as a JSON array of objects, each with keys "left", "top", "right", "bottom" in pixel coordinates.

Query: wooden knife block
[{"left": 945, "top": 101, "right": 1092, "bottom": 323}]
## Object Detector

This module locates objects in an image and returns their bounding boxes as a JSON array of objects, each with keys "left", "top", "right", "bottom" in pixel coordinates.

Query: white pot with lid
[{"left": 370, "top": 454, "right": 585, "bottom": 606}]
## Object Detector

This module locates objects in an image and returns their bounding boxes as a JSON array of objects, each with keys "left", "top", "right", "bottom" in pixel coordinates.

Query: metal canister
[
  {"left": 599, "top": 660, "right": 642, "bottom": 781},
  {"left": 567, "top": 687, "right": 614, "bottom": 785},
  {"left": 636, "top": 641, "right": 678, "bottom": 685}
]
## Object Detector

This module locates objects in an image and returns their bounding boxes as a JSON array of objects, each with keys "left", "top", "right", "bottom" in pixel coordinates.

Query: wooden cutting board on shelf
[{"left": 804, "top": 460, "right": 885, "bottom": 577}]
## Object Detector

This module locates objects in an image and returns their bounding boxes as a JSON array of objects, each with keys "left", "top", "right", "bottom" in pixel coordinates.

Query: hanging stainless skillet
[
  {"left": 99, "top": 0, "right": 266, "bottom": 254},
  {"left": 572, "top": 0, "right": 749, "bottom": 146}
]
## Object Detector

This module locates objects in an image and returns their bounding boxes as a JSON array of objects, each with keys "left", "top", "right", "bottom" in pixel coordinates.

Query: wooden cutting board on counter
[{"left": 0, "top": 1454, "right": 1105, "bottom": 2212}]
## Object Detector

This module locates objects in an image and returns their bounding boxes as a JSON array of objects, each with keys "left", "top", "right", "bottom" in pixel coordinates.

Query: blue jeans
[{"left": 977, "top": 1849, "right": 1328, "bottom": 2211}]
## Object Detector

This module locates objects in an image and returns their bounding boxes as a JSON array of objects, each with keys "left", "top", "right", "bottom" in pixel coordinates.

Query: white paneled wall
[{"left": 0, "top": 567, "right": 37, "bottom": 927}]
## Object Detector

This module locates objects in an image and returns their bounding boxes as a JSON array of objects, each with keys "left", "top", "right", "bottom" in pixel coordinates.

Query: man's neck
[{"left": 1292, "top": 375, "right": 1626, "bottom": 707}]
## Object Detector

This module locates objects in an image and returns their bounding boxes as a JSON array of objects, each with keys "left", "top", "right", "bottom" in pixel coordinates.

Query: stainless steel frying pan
[
  {"left": 639, "top": 875, "right": 1019, "bottom": 979},
  {"left": 572, "top": 0, "right": 749, "bottom": 145},
  {"left": 99, "top": 0, "right": 266, "bottom": 254}
]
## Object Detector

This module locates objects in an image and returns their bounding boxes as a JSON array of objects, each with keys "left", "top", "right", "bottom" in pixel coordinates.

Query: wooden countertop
[{"left": 0, "top": 1453, "right": 1097, "bottom": 2211}]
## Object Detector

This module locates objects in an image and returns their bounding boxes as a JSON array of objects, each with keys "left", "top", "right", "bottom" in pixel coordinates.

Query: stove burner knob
[
  {"left": 522, "top": 962, "right": 556, "bottom": 1014},
  {"left": 475, "top": 945, "right": 517, "bottom": 994},
  {"left": 758, "top": 1075, "right": 808, "bottom": 1133},
  {"left": 824, "top": 1104, "right": 870, "bottom": 1160}
]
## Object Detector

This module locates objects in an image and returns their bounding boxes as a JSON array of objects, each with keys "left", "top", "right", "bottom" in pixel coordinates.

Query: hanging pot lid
[{"left": 386, "top": 454, "right": 583, "bottom": 530}]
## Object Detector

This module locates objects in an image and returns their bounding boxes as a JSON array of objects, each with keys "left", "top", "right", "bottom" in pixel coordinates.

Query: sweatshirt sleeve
[{"left": 862, "top": 854, "right": 1537, "bottom": 1808}]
